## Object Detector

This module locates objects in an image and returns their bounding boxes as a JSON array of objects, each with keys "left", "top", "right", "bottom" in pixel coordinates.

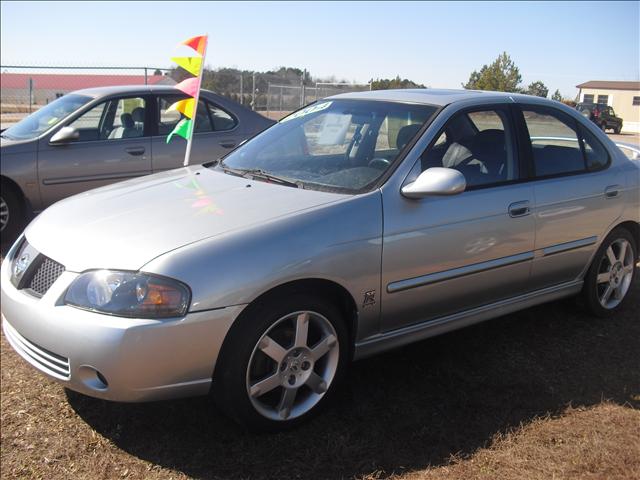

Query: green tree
[
  {"left": 463, "top": 52, "right": 522, "bottom": 92},
  {"left": 526, "top": 81, "right": 549, "bottom": 98},
  {"left": 153, "top": 69, "right": 162, "bottom": 76},
  {"left": 551, "top": 89, "right": 563, "bottom": 102},
  {"left": 370, "top": 75, "right": 425, "bottom": 90}
]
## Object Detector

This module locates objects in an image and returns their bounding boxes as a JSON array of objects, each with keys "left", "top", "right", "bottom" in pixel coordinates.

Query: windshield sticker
[
  {"left": 280, "top": 101, "right": 332, "bottom": 123},
  {"left": 317, "top": 113, "right": 352, "bottom": 145}
]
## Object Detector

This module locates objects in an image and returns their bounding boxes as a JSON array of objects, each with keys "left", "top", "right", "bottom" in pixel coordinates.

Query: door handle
[
  {"left": 125, "top": 147, "right": 145, "bottom": 156},
  {"left": 508, "top": 200, "right": 531, "bottom": 218},
  {"left": 219, "top": 141, "right": 236, "bottom": 149},
  {"left": 604, "top": 185, "right": 621, "bottom": 199}
]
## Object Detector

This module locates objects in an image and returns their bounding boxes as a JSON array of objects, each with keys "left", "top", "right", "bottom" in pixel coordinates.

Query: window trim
[
  {"left": 414, "top": 103, "right": 525, "bottom": 192},
  {"left": 152, "top": 94, "right": 240, "bottom": 137},
  {"left": 514, "top": 104, "right": 610, "bottom": 181},
  {"left": 63, "top": 94, "right": 153, "bottom": 144}
]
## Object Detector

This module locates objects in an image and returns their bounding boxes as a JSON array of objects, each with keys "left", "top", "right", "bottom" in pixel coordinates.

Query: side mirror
[
  {"left": 49, "top": 126, "right": 79, "bottom": 145},
  {"left": 401, "top": 167, "right": 466, "bottom": 198}
]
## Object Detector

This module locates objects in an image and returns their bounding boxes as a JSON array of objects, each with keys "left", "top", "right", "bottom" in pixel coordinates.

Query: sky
[{"left": 1, "top": 1, "right": 639, "bottom": 97}]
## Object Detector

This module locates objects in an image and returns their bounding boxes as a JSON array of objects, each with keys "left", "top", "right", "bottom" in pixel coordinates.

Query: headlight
[{"left": 64, "top": 270, "right": 190, "bottom": 318}]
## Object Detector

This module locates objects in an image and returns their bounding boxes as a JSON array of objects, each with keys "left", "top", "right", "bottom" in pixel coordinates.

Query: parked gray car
[
  {"left": 0, "top": 85, "right": 274, "bottom": 239},
  {"left": 2, "top": 89, "right": 639, "bottom": 431}
]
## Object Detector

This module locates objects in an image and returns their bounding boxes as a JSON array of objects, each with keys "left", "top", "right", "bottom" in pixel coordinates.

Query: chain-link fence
[{"left": 0, "top": 65, "right": 371, "bottom": 127}]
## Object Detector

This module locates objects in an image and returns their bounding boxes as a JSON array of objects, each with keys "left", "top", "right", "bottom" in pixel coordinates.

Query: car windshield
[
  {"left": 2, "top": 94, "right": 92, "bottom": 140},
  {"left": 218, "top": 99, "right": 438, "bottom": 193}
]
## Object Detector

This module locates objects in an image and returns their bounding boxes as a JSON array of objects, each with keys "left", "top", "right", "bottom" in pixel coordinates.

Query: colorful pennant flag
[
  {"left": 175, "top": 77, "right": 199, "bottom": 97},
  {"left": 170, "top": 56, "right": 203, "bottom": 77},
  {"left": 166, "top": 34, "right": 208, "bottom": 168},
  {"left": 182, "top": 35, "right": 207, "bottom": 56},
  {"left": 167, "top": 98, "right": 195, "bottom": 118},
  {"left": 167, "top": 118, "right": 193, "bottom": 143}
]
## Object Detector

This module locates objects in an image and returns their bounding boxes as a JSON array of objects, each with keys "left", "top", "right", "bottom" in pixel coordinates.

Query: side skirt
[{"left": 353, "top": 280, "right": 583, "bottom": 360}]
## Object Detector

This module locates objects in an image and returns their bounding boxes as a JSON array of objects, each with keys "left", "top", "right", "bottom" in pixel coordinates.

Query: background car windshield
[
  {"left": 219, "top": 99, "right": 437, "bottom": 192},
  {"left": 2, "top": 94, "right": 92, "bottom": 140}
]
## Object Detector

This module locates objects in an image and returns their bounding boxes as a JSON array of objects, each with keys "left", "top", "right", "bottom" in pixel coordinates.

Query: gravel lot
[{"left": 1, "top": 266, "right": 638, "bottom": 479}]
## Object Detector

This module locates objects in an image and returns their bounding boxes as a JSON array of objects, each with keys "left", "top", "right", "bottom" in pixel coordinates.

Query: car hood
[
  {"left": 0, "top": 135, "right": 37, "bottom": 153},
  {"left": 25, "top": 166, "right": 347, "bottom": 272}
]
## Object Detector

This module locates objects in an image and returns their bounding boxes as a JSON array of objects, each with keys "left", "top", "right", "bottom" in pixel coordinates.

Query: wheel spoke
[
  {"left": 277, "top": 387, "right": 297, "bottom": 419},
  {"left": 305, "top": 371, "right": 328, "bottom": 394},
  {"left": 597, "top": 271, "right": 611, "bottom": 284},
  {"left": 617, "top": 241, "right": 628, "bottom": 263},
  {"left": 310, "top": 334, "right": 337, "bottom": 361},
  {"left": 606, "top": 246, "right": 617, "bottom": 266},
  {"left": 259, "top": 335, "right": 287, "bottom": 363},
  {"left": 249, "top": 373, "right": 281, "bottom": 398},
  {"left": 622, "top": 264, "right": 634, "bottom": 275},
  {"left": 613, "top": 286, "right": 624, "bottom": 300},
  {"left": 294, "top": 312, "right": 309, "bottom": 348},
  {"left": 601, "top": 285, "right": 613, "bottom": 304}
]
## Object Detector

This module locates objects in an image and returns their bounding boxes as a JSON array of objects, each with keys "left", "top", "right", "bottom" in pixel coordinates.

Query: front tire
[
  {"left": 214, "top": 292, "right": 348, "bottom": 431},
  {"left": 582, "top": 228, "right": 637, "bottom": 317},
  {"left": 0, "top": 183, "right": 24, "bottom": 244}
]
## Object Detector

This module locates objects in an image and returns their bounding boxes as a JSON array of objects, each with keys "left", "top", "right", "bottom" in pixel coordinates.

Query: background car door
[
  {"left": 37, "top": 95, "right": 152, "bottom": 207},
  {"left": 518, "top": 105, "right": 625, "bottom": 290},
  {"left": 151, "top": 95, "right": 243, "bottom": 171},
  {"left": 381, "top": 106, "right": 535, "bottom": 332}
]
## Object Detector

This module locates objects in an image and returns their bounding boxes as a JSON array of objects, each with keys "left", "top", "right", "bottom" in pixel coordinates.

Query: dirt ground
[{"left": 1, "top": 269, "right": 639, "bottom": 480}]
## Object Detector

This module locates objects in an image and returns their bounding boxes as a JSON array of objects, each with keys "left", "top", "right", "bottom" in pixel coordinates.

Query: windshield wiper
[{"left": 220, "top": 164, "right": 301, "bottom": 188}]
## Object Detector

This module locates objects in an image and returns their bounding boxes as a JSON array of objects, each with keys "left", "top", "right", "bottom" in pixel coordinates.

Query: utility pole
[
  {"left": 251, "top": 72, "right": 256, "bottom": 110},
  {"left": 300, "top": 68, "right": 306, "bottom": 107}
]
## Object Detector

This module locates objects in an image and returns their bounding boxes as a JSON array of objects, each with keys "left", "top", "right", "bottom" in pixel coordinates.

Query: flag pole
[{"left": 183, "top": 35, "right": 208, "bottom": 167}]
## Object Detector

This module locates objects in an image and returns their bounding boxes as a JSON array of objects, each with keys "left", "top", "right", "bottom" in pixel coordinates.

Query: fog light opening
[{"left": 78, "top": 365, "right": 109, "bottom": 391}]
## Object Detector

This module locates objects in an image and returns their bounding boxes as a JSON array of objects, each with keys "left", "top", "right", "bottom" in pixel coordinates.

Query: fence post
[
  {"left": 28, "top": 77, "right": 33, "bottom": 113},
  {"left": 252, "top": 72, "right": 256, "bottom": 110},
  {"left": 144, "top": 68, "right": 148, "bottom": 85},
  {"left": 240, "top": 74, "right": 243, "bottom": 106}
]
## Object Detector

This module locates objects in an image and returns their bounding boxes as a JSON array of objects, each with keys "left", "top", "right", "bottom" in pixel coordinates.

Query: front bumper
[{"left": 1, "top": 243, "right": 246, "bottom": 402}]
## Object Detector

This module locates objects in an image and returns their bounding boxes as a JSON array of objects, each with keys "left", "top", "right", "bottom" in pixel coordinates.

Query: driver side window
[
  {"left": 420, "top": 108, "right": 518, "bottom": 188},
  {"left": 68, "top": 97, "right": 146, "bottom": 142}
]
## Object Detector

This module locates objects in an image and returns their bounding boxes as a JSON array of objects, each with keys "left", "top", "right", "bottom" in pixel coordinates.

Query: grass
[{"left": 1, "top": 271, "right": 639, "bottom": 479}]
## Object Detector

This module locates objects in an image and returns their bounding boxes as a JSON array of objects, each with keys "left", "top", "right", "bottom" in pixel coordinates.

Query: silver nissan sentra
[{"left": 2, "top": 89, "right": 639, "bottom": 430}]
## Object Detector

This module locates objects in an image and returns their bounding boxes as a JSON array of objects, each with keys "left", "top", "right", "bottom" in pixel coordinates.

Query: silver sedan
[{"left": 2, "top": 89, "right": 639, "bottom": 431}]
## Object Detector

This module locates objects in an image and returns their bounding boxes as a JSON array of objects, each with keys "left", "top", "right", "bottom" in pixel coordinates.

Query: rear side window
[{"left": 522, "top": 108, "right": 584, "bottom": 177}]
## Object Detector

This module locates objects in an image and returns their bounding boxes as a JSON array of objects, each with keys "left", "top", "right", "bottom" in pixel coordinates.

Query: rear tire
[
  {"left": 581, "top": 228, "right": 637, "bottom": 318},
  {"left": 213, "top": 292, "right": 349, "bottom": 431},
  {"left": 600, "top": 122, "right": 607, "bottom": 132},
  {"left": 614, "top": 125, "right": 621, "bottom": 134}
]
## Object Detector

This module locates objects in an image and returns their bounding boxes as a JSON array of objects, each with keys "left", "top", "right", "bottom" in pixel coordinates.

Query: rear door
[
  {"left": 517, "top": 105, "right": 625, "bottom": 290},
  {"left": 150, "top": 94, "right": 242, "bottom": 171},
  {"left": 37, "top": 95, "right": 152, "bottom": 207}
]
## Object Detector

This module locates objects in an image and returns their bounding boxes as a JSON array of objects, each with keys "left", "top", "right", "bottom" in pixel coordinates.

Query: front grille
[
  {"left": 3, "top": 321, "right": 70, "bottom": 379},
  {"left": 26, "top": 257, "right": 65, "bottom": 297}
]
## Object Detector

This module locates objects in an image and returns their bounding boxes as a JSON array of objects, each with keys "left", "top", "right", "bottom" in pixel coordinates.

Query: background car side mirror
[
  {"left": 49, "top": 126, "right": 79, "bottom": 145},
  {"left": 401, "top": 167, "right": 466, "bottom": 198}
]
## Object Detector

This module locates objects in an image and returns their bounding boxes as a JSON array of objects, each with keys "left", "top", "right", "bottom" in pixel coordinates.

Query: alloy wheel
[
  {"left": 246, "top": 310, "right": 339, "bottom": 421},
  {"left": 0, "top": 196, "right": 8, "bottom": 232},
  {"left": 596, "top": 238, "right": 634, "bottom": 309}
]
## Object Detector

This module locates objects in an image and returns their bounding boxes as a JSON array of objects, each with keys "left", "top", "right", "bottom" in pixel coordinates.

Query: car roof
[
  {"left": 72, "top": 85, "right": 194, "bottom": 98},
  {"left": 326, "top": 88, "right": 552, "bottom": 106}
]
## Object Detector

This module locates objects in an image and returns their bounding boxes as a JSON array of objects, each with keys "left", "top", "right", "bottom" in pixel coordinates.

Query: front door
[
  {"left": 381, "top": 106, "right": 535, "bottom": 332},
  {"left": 38, "top": 95, "right": 152, "bottom": 207}
]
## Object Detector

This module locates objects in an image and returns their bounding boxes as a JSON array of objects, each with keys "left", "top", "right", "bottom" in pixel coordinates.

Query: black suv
[{"left": 576, "top": 103, "right": 623, "bottom": 133}]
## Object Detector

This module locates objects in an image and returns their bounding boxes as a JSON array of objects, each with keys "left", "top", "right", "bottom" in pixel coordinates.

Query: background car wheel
[
  {"left": 0, "top": 182, "right": 24, "bottom": 244},
  {"left": 214, "top": 292, "right": 349, "bottom": 431},
  {"left": 614, "top": 125, "right": 621, "bottom": 134},
  {"left": 600, "top": 122, "right": 607, "bottom": 132},
  {"left": 581, "top": 227, "right": 637, "bottom": 317}
]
